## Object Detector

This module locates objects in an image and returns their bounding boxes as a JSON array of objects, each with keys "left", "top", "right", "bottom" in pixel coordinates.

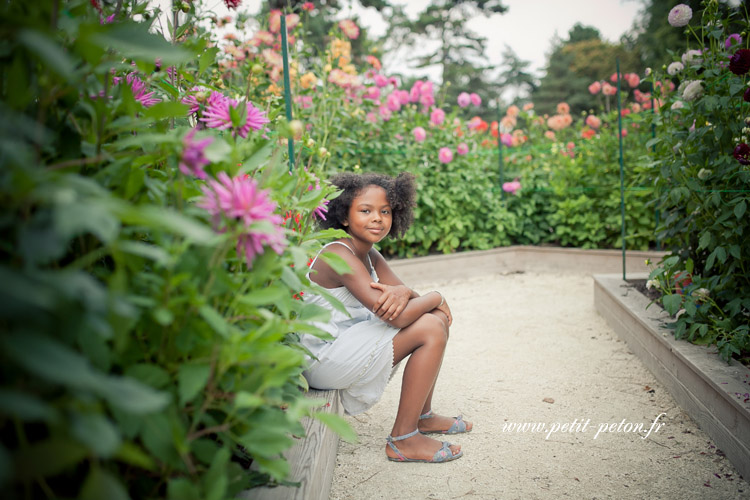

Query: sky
[{"left": 192, "top": 0, "right": 643, "bottom": 81}]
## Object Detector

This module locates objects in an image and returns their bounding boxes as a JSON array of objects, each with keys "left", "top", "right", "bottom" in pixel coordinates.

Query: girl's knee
[
  {"left": 418, "top": 313, "right": 448, "bottom": 345},
  {"left": 430, "top": 310, "right": 450, "bottom": 337}
]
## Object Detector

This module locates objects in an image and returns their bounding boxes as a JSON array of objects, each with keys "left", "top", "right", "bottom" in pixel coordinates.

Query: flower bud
[
  {"left": 251, "top": 64, "right": 264, "bottom": 75},
  {"left": 180, "top": 1, "right": 190, "bottom": 12},
  {"left": 318, "top": 147, "right": 328, "bottom": 157},
  {"left": 289, "top": 119, "right": 304, "bottom": 140},
  {"left": 306, "top": 138, "right": 315, "bottom": 148}
]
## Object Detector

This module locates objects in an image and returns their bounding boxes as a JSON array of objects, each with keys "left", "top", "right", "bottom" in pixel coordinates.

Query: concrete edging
[
  {"left": 242, "top": 245, "right": 670, "bottom": 499},
  {"left": 593, "top": 273, "right": 750, "bottom": 480}
]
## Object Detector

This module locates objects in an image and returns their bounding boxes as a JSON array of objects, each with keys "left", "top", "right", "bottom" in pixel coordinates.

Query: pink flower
[
  {"left": 386, "top": 93, "right": 401, "bottom": 112},
  {"left": 501, "top": 133, "right": 512, "bottom": 147},
  {"left": 626, "top": 73, "right": 640, "bottom": 88},
  {"left": 378, "top": 106, "right": 392, "bottom": 121},
  {"left": 181, "top": 86, "right": 209, "bottom": 114},
  {"left": 585, "top": 115, "right": 601, "bottom": 129},
  {"left": 269, "top": 10, "right": 282, "bottom": 33},
  {"left": 502, "top": 179, "right": 521, "bottom": 195},
  {"left": 726, "top": 33, "right": 742, "bottom": 50},
  {"left": 364, "top": 86, "right": 380, "bottom": 100},
  {"left": 610, "top": 72, "right": 619, "bottom": 83},
  {"left": 412, "top": 126, "right": 426, "bottom": 142},
  {"left": 395, "top": 90, "right": 411, "bottom": 105},
  {"left": 224, "top": 0, "right": 242, "bottom": 9},
  {"left": 301, "top": 2, "right": 314, "bottom": 11},
  {"left": 457, "top": 92, "right": 471, "bottom": 108},
  {"left": 366, "top": 55, "right": 382, "bottom": 70},
  {"left": 470, "top": 93, "right": 481, "bottom": 107},
  {"left": 373, "top": 74, "right": 389, "bottom": 88},
  {"left": 200, "top": 92, "right": 269, "bottom": 138},
  {"left": 179, "top": 130, "right": 213, "bottom": 179},
  {"left": 366, "top": 112, "right": 378, "bottom": 124},
  {"left": 588, "top": 81, "right": 601, "bottom": 94},
  {"left": 339, "top": 19, "right": 360, "bottom": 40},
  {"left": 601, "top": 82, "right": 617, "bottom": 96},
  {"left": 506, "top": 105, "right": 520, "bottom": 117},
  {"left": 125, "top": 73, "right": 160, "bottom": 107},
  {"left": 197, "top": 172, "right": 286, "bottom": 267},
  {"left": 294, "top": 95, "right": 313, "bottom": 109},
  {"left": 457, "top": 142, "right": 469, "bottom": 155},
  {"left": 556, "top": 102, "right": 570, "bottom": 114},
  {"left": 430, "top": 108, "right": 446, "bottom": 126},
  {"left": 621, "top": 128, "right": 628, "bottom": 137},
  {"left": 438, "top": 147, "right": 453, "bottom": 163}
]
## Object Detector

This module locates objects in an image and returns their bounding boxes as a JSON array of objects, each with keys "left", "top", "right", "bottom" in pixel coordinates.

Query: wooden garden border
[{"left": 594, "top": 273, "right": 750, "bottom": 480}]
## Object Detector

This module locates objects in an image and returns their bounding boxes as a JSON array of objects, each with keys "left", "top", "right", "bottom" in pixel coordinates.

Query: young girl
[{"left": 301, "top": 172, "right": 472, "bottom": 463}]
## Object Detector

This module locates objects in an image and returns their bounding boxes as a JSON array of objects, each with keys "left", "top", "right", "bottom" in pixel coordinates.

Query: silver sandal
[{"left": 386, "top": 429, "right": 463, "bottom": 463}]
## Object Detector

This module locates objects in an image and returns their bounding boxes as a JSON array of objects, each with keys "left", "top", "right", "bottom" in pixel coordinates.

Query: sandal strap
[
  {"left": 419, "top": 410, "right": 435, "bottom": 420},
  {"left": 387, "top": 428, "right": 420, "bottom": 442},
  {"left": 447, "top": 415, "right": 467, "bottom": 433}
]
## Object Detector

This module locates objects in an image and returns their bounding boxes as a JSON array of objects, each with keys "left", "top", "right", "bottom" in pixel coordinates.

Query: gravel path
[{"left": 329, "top": 271, "right": 749, "bottom": 500}]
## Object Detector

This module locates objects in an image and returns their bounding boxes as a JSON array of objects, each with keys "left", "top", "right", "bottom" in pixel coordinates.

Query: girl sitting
[{"left": 301, "top": 171, "right": 471, "bottom": 463}]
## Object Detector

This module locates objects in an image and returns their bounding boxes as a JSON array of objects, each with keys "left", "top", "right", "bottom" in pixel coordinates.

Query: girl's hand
[
  {"left": 436, "top": 299, "right": 453, "bottom": 327},
  {"left": 370, "top": 282, "right": 411, "bottom": 321}
]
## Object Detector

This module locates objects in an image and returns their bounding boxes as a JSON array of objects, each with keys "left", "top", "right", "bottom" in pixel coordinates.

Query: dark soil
[{"left": 626, "top": 278, "right": 663, "bottom": 304}]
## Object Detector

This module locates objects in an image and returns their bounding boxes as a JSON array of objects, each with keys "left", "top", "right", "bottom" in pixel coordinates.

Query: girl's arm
[{"left": 310, "top": 245, "right": 441, "bottom": 329}]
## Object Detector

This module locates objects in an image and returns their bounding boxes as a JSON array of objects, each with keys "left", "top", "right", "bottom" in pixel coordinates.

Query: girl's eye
[
  {"left": 382, "top": 210, "right": 390, "bottom": 215},
  {"left": 361, "top": 209, "right": 370, "bottom": 214}
]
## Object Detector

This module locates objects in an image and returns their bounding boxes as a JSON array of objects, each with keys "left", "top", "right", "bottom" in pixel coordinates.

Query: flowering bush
[
  {"left": 640, "top": 2, "right": 750, "bottom": 362},
  {"left": 0, "top": 1, "right": 352, "bottom": 498}
]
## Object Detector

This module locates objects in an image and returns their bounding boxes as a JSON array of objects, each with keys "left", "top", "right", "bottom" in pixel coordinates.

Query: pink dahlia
[
  {"left": 725, "top": 33, "right": 742, "bottom": 50},
  {"left": 588, "top": 81, "right": 601, "bottom": 95},
  {"left": 197, "top": 172, "right": 286, "bottom": 267},
  {"left": 438, "top": 147, "right": 453, "bottom": 164},
  {"left": 373, "top": 74, "right": 389, "bottom": 88},
  {"left": 502, "top": 179, "right": 521, "bottom": 195},
  {"left": 412, "top": 126, "right": 427, "bottom": 142},
  {"left": 585, "top": 115, "right": 601, "bottom": 129},
  {"left": 457, "top": 142, "right": 469, "bottom": 155},
  {"left": 430, "top": 108, "right": 446, "bottom": 126},
  {"left": 339, "top": 19, "right": 360, "bottom": 40},
  {"left": 200, "top": 92, "right": 269, "bottom": 138},
  {"left": 470, "top": 93, "right": 481, "bottom": 107},
  {"left": 126, "top": 73, "right": 160, "bottom": 107},
  {"left": 179, "top": 130, "right": 213, "bottom": 179},
  {"left": 457, "top": 92, "right": 471, "bottom": 108},
  {"left": 224, "top": 0, "right": 242, "bottom": 10},
  {"left": 386, "top": 92, "right": 401, "bottom": 112}
]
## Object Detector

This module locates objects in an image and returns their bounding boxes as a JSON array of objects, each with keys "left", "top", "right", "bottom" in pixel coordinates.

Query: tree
[
  {"left": 381, "top": 0, "right": 508, "bottom": 117},
  {"left": 496, "top": 44, "right": 537, "bottom": 105}
]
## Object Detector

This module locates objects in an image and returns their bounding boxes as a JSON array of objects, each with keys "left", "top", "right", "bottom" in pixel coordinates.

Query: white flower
[
  {"left": 668, "top": 4, "right": 693, "bottom": 27},
  {"left": 646, "top": 279, "right": 658, "bottom": 290},
  {"left": 644, "top": 67, "right": 652, "bottom": 76},
  {"left": 671, "top": 100, "right": 685, "bottom": 111},
  {"left": 719, "top": 0, "right": 741, "bottom": 8},
  {"left": 681, "top": 49, "right": 703, "bottom": 66},
  {"left": 698, "top": 168, "right": 712, "bottom": 179},
  {"left": 682, "top": 80, "right": 704, "bottom": 101},
  {"left": 667, "top": 61, "right": 684, "bottom": 75},
  {"left": 693, "top": 288, "right": 710, "bottom": 299}
]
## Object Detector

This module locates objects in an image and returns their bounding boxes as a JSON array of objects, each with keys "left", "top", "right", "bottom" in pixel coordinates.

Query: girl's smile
[{"left": 345, "top": 185, "right": 393, "bottom": 244}]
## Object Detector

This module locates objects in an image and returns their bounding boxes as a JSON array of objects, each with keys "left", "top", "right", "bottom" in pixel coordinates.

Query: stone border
[
  {"left": 242, "top": 246, "right": 669, "bottom": 499},
  {"left": 594, "top": 273, "right": 750, "bottom": 480}
]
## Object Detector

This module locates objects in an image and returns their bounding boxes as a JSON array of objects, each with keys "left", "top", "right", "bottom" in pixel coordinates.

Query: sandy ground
[{"left": 329, "top": 271, "right": 750, "bottom": 500}]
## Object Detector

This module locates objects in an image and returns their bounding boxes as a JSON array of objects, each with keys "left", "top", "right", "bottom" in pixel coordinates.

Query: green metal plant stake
[
  {"left": 280, "top": 14, "right": 294, "bottom": 172},
  {"left": 616, "top": 58, "right": 626, "bottom": 280}
]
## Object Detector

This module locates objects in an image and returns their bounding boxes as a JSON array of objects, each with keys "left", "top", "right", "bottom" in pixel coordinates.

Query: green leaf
[
  {"left": 56, "top": 199, "right": 120, "bottom": 244},
  {"left": 14, "top": 438, "right": 88, "bottom": 480},
  {"left": 114, "top": 441, "right": 156, "bottom": 471},
  {"left": 698, "top": 231, "right": 711, "bottom": 250},
  {"left": 734, "top": 200, "right": 746, "bottom": 219},
  {"left": 167, "top": 479, "right": 201, "bottom": 500},
  {"left": 177, "top": 364, "right": 212, "bottom": 406},
  {"left": 662, "top": 294, "right": 682, "bottom": 316},
  {"left": 198, "top": 47, "right": 220, "bottom": 75},
  {"left": 71, "top": 413, "right": 122, "bottom": 458},
  {"left": 203, "top": 447, "right": 229, "bottom": 500},
  {"left": 238, "top": 285, "right": 289, "bottom": 306},
  {"left": 79, "top": 467, "right": 131, "bottom": 500},
  {"left": 234, "top": 391, "right": 264, "bottom": 409},
  {"left": 116, "top": 241, "right": 171, "bottom": 266},
  {"left": 113, "top": 202, "right": 216, "bottom": 243},
  {"left": 125, "top": 364, "right": 171, "bottom": 389},
  {"left": 100, "top": 376, "right": 171, "bottom": 414},
  {"left": 18, "top": 29, "right": 75, "bottom": 81},
  {"left": 0, "top": 390, "right": 58, "bottom": 422},
  {"left": 0, "top": 444, "right": 11, "bottom": 488},
  {"left": 143, "top": 101, "right": 189, "bottom": 120},
  {"left": 239, "top": 428, "right": 294, "bottom": 458},
  {"left": 199, "top": 304, "right": 230, "bottom": 338},
  {"left": 298, "top": 303, "right": 331, "bottom": 323},
  {"left": 203, "top": 137, "right": 231, "bottom": 163},
  {"left": 319, "top": 252, "right": 352, "bottom": 275},
  {"left": 311, "top": 412, "right": 358, "bottom": 443},
  {"left": 90, "top": 23, "right": 193, "bottom": 65}
]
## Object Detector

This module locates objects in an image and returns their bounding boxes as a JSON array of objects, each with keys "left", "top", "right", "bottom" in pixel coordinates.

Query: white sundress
[{"left": 301, "top": 241, "right": 402, "bottom": 415}]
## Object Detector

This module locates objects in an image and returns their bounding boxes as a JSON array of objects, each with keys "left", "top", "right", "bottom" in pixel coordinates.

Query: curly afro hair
[{"left": 320, "top": 172, "right": 416, "bottom": 238}]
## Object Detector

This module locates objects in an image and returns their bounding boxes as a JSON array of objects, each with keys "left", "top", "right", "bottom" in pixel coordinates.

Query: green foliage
[
  {"left": 638, "top": 1, "right": 750, "bottom": 363},
  {"left": 0, "top": 1, "right": 352, "bottom": 498}
]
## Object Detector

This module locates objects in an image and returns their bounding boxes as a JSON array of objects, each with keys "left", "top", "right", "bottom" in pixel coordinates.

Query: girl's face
[{"left": 344, "top": 185, "right": 392, "bottom": 244}]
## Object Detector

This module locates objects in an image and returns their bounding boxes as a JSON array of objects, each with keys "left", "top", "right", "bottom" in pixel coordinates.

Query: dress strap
[{"left": 308, "top": 241, "right": 355, "bottom": 272}]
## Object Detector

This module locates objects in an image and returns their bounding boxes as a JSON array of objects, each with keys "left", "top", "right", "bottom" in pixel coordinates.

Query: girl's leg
[
  {"left": 386, "top": 313, "right": 458, "bottom": 461},
  {"left": 416, "top": 310, "right": 473, "bottom": 433}
]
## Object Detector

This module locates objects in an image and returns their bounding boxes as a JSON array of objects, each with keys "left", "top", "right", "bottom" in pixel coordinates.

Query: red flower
[
  {"left": 301, "top": 2, "right": 314, "bottom": 11},
  {"left": 224, "top": 0, "right": 242, "bottom": 10},
  {"left": 733, "top": 143, "right": 750, "bottom": 165},
  {"left": 729, "top": 49, "right": 750, "bottom": 75},
  {"left": 744, "top": 87, "right": 750, "bottom": 103}
]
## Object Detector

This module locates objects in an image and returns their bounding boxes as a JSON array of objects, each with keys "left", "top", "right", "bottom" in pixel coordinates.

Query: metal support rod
[
  {"left": 280, "top": 14, "right": 294, "bottom": 172},
  {"left": 650, "top": 81, "right": 661, "bottom": 250},
  {"left": 496, "top": 99, "right": 504, "bottom": 200},
  {"left": 616, "top": 58, "right": 626, "bottom": 280}
]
